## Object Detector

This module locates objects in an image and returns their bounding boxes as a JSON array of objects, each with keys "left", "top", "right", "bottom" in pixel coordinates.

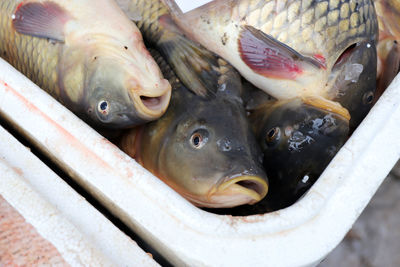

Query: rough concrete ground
[{"left": 319, "top": 160, "right": 400, "bottom": 267}]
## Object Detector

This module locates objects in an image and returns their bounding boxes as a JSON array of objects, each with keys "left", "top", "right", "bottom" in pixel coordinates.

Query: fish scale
[
  {"left": 232, "top": 0, "right": 377, "bottom": 69},
  {"left": 170, "top": 0, "right": 378, "bottom": 101},
  {"left": 116, "top": 0, "right": 223, "bottom": 97},
  {"left": 0, "top": 0, "right": 173, "bottom": 129},
  {"left": 124, "top": 0, "right": 169, "bottom": 44},
  {"left": 0, "top": 1, "right": 61, "bottom": 99}
]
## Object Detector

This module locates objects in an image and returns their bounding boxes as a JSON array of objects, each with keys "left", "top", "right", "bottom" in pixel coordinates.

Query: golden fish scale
[
  {"left": 235, "top": 0, "right": 377, "bottom": 67},
  {"left": 127, "top": 0, "right": 169, "bottom": 43},
  {"left": 0, "top": 1, "right": 62, "bottom": 101}
]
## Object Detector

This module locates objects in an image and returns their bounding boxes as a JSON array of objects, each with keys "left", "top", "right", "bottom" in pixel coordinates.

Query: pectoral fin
[
  {"left": 12, "top": 1, "right": 71, "bottom": 42},
  {"left": 238, "top": 25, "right": 325, "bottom": 80}
]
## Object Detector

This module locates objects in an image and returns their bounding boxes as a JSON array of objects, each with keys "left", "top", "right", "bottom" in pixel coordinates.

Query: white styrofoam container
[
  {"left": 0, "top": 123, "right": 158, "bottom": 266},
  {"left": 0, "top": 51, "right": 399, "bottom": 267}
]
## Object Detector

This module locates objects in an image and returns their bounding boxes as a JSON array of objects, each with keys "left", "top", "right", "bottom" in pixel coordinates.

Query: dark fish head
[
  {"left": 81, "top": 54, "right": 171, "bottom": 129},
  {"left": 251, "top": 98, "right": 349, "bottom": 207},
  {"left": 129, "top": 49, "right": 268, "bottom": 208},
  {"left": 328, "top": 41, "right": 377, "bottom": 131},
  {"left": 145, "top": 87, "right": 268, "bottom": 208}
]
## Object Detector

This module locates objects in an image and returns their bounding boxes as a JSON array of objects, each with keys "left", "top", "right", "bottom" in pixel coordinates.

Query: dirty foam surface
[
  {"left": 320, "top": 160, "right": 400, "bottom": 267},
  {"left": 0, "top": 195, "right": 69, "bottom": 266}
]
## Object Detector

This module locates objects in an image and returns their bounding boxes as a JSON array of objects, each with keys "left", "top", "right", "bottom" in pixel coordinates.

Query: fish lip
[
  {"left": 95, "top": 88, "right": 172, "bottom": 128},
  {"left": 131, "top": 85, "right": 172, "bottom": 120},
  {"left": 200, "top": 175, "right": 268, "bottom": 208},
  {"left": 301, "top": 96, "right": 350, "bottom": 121}
]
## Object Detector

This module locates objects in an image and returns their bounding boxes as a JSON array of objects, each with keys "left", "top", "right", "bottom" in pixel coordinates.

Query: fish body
[
  {"left": 328, "top": 40, "right": 377, "bottom": 130},
  {"left": 121, "top": 50, "right": 268, "bottom": 208},
  {"left": 166, "top": 0, "right": 378, "bottom": 102},
  {"left": 249, "top": 98, "right": 349, "bottom": 210},
  {"left": 0, "top": 0, "right": 171, "bottom": 128},
  {"left": 374, "top": 0, "right": 400, "bottom": 94},
  {"left": 240, "top": 39, "right": 376, "bottom": 209},
  {"left": 116, "top": 0, "right": 221, "bottom": 97},
  {"left": 375, "top": 0, "right": 400, "bottom": 40}
]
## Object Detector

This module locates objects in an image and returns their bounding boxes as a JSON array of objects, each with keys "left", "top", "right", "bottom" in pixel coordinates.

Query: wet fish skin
[
  {"left": 116, "top": 0, "right": 221, "bottom": 97},
  {"left": 120, "top": 50, "right": 268, "bottom": 208},
  {"left": 328, "top": 41, "right": 377, "bottom": 131},
  {"left": 166, "top": 0, "right": 378, "bottom": 101},
  {"left": 243, "top": 40, "right": 374, "bottom": 209},
  {"left": 249, "top": 98, "right": 349, "bottom": 210},
  {"left": 0, "top": 0, "right": 171, "bottom": 129},
  {"left": 116, "top": 0, "right": 169, "bottom": 43}
]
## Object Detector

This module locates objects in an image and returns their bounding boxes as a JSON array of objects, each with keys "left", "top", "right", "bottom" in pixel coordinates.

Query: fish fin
[
  {"left": 238, "top": 25, "right": 325, "bottom": 80},
  {"left": 12, "top": 2, "right": 71, "bottom": 42},
  {"left": 377, "top": 40, "right": 400, "bottom": 96},
  {"left": 157, "top": 15, "right": 220, "bottom": 97}
]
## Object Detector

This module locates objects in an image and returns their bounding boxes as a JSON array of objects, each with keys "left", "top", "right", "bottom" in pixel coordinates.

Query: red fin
[
  {"left": 313, "top": 54, "right": 327, "bottom": 69},
  {"left": 238, "top": 25, "right": 324, "bottom": 79},
  {"left": 12, "top": 2, "right": 70, "bottom": 42}
]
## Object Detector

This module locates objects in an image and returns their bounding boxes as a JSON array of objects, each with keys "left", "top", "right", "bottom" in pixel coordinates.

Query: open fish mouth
[
  {"left": 133, "top": 88, "right": 171, "bottom": 120},
  {"left": 201, "top": 176, "right": 268, "bottom": 208}
]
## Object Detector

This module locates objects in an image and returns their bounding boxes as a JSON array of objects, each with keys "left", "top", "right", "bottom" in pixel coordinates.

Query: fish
[
  {"left": 376, "top": 39, "right": 400, "bottom": 96},
  {"left": 374, "top": 0, "right": 400, "bottom": 40},
  {"left": 328, "top": 40, "right": 377, "bottom": 130},
  {"left": 374, "top": 0, "right": 400, "bottom": 95},
  {"left": 0, "top": 0, "right": 171, "bottom": 129},
  {"left": 249, "top": 97, "right": 349, "bottom": 210},
  {"left": 164, "top": 0, "right": 378, "bottom": 117},
  {"left": 115, "top": 0, "right": 221, "bottom": 97},
  {"left": 238, "top": 39, "right": 375, "bottom": 210},
  {"left": 120, "top": 49, "right": 269, "bottom": 208}
]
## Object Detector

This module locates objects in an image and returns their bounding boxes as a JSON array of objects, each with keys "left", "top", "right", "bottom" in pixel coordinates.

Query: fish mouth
[
  {"left": 301, "top": 96, "right": 350, "bottom": 121},
  {"left": 93, "top": 89, "right": 171, "bottom": 128},
  {"left": 200, "top": 176, "right": 268, "bottom": 208},
  {"left": 132, "top": 88, "right": 171, "bottom": 120}
]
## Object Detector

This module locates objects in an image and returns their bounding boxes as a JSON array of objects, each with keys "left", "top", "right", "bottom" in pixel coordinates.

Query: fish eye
[
  {"left": 190, "top": 131, "right": 208, "bottom": 149},
  {"left": 362, "top": 91, "right": 374, "bottom": 105},
  {"left": 98, "top": 100, "right": 109, "bottom": 115},
  {"left": 265, "top": 127, "right": 281, "bottom": 146}
]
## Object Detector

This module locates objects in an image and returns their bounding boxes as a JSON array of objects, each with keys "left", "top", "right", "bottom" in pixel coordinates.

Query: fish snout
[
  {"left": 205, "top": 173, "right": 268, "bottom": 208},
  {"left": 129, "top": 79, "right": 172, "bottom": 121}
]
